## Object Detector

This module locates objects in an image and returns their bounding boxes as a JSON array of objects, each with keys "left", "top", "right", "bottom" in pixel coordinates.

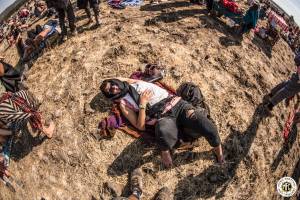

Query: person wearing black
[
  {"left": 264, "top": 54, "right": 300, "bottom": 112},
  {"left": 100, "top": 78, "right": 224, "bottom": 168},
  {"left": 77, "top": 0, "right": 100, "bottom": 26},
  {"left": 0, "top": 60, "right": 22, "bottom": 93},
  {"left": 206, "top": 0, "right": 214, "bottom": 12},
  {"left": 45, "top": 0, "right": 77, "bottom": 40}
]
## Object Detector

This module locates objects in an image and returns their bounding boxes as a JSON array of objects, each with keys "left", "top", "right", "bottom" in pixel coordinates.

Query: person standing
[
  {"left": 45, "top": 0, "right": 77, "bottom": 40},
  {"left": 264, "top": 54, "right": 300, "bottom": 112},
  {"left": 77, "top": 0, "right": 100, "bottom": 26}
]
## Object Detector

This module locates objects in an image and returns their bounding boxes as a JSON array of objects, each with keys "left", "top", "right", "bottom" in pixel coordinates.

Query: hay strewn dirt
[{"left": 0, "top": 1, "right": 300, "bottom": 200}]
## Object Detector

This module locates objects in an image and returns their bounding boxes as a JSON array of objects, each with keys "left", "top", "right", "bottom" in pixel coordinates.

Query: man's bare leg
[
  {"left": 161, "top": 150, "right": 173, "bottom": 168},
  {"left": 214, "top": 144, "right": 224, "bottom": 164}
]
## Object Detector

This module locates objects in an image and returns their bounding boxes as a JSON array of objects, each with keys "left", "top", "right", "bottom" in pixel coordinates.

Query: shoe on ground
[{"left": 130, "top": 168, "right": 143, "bottom": 194}]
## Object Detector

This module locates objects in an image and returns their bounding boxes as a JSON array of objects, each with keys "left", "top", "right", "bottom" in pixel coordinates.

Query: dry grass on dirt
[{"left": 0, "top": 0, "right": 300, "bottom": 199}]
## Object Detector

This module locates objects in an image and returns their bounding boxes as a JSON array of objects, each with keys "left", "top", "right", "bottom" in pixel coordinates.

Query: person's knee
[
  {"left": 155, "top": 118, "right": 177, "bottom": 150},
  {"left": 192, "top": 110, "right": 220, "bottom": 146}
]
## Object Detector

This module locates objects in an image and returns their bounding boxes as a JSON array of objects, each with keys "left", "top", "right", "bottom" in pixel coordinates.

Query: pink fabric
[{"left": 268, "top": 11, "right": 288, "bottom": 32}]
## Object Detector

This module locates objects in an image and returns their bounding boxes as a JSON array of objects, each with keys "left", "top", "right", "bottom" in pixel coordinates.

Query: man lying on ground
[
  {"left": 264, "top": 54, "right": 300, "bottom": 112},
  {"left": 100, "top": 78, "right": 224, "bottom": 167},
  {"left": 16, "top": 19, "right": 60, "bottom": 60}
]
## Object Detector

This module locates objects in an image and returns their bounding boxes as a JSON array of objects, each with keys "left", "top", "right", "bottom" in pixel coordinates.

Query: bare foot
[
  {"left": 42, "top": 121, "right": 55, "bottom": 138},
  {"left": 161, "top": 150, "right": 173, "bottom": 168}
]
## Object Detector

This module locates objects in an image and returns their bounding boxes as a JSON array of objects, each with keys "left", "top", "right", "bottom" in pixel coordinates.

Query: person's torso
[{"left": 121, "top": 81, "right": 169, "bottom": 110}]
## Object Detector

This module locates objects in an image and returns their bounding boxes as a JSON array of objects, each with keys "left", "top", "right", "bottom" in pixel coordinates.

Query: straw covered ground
[{"left": 0, "top": 0, "right": 300, "bottom": 199}]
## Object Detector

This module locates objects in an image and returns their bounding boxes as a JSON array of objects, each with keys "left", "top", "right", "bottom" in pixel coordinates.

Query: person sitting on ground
[
  {"left": 34, "top": 1, "right": 48, "bottom": 18},
  {"left": 111, "top": 168, "right": 173, "bottom": 200},
  {"left": 264, "top": 54, "right": 300, "bottom": 112},
  {"left": 6, "top": 25, "right": 21, "bottom": 47},
  {"left": 0, "top": 90, "right": 55, "bottom": 181},
  {"left": 100, "top": 78, "right": 224, "bottom": 167},
  {"left": 18, "top": 8, "right": 30, "bottom": 20},
  {"left": 77, "top": 0, "right": 100, "bottom": 26}
]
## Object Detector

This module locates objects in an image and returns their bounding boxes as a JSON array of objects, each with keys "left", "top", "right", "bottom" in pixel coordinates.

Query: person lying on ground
[
  {"left": 264, "top": 54, "right": 300, "bottom": 112},
  {"left": 16, "top": 20, "right": 60, "bottom": 60},
  {"left": 100, "top": 78, "right": 224, "bottom": 168},
  {"left": 112, "top": 168, "right": 173, "bottom": 200}
]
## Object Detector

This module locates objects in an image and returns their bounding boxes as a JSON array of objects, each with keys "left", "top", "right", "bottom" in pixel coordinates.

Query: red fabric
[
  {"left": 221, "top": 0, "right": 240, "bottom": 14},
  {"left": 283, "top": 106, "right": 300, "bottom": 141},
  {"left": 0, "top": 92, "right": 42, "bottom": 131},
  {"left": 268, "top": 11, "right": 288, "bottom": 32}
]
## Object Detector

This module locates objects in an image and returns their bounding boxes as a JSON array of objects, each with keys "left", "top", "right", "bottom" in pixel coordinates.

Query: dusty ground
[{"left": 0, "top": 0, "right": 300, "bottom": 200}]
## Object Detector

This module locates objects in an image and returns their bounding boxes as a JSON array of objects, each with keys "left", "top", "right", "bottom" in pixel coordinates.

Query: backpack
[{"left": 176, "top": 82, "right": 211, "bottom": 118}]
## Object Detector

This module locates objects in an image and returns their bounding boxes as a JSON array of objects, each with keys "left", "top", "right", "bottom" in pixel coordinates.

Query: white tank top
[{"left": 120, "top": 81, "right": 169, "bottom": 111}]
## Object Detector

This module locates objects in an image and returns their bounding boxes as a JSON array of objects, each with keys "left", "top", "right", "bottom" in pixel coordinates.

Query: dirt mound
[{"left": 1, "top": 1, "right": 300, "bottom": 200}]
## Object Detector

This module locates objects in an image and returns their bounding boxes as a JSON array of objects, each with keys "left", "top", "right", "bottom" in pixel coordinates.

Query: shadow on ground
[
  {"left": 11, "top": 126, "right": 47, "bottom": 161},
  {"left": 174, "top": 103, "right": 268, "bottom": 199}
]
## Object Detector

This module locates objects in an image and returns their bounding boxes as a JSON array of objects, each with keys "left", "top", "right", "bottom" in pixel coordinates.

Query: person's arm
[
  {"left": 120, "top": 103, "right": 146, "bottom": 131},
  {"left": 0, "top": 128, "right": 12, "bottom": 136},
  {"left": 115, "top": 77, "right": 140, "bottom": 84},
  {"left": 119, "top": 89, "right": 153, "bottom": 131},
  {"left": 0, "top": 62, "right": 4, "bottom": 76}
]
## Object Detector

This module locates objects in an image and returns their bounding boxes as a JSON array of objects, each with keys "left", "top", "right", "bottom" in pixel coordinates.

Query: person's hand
[
  {"left": 161, "top": 150, "right": 173, "bottom": 168},
  {"left": 140, "top": 89, "right": 153, "bottom": 105},
  {"left": 0, "top": 155, "right": 9, "bottom": 178}
]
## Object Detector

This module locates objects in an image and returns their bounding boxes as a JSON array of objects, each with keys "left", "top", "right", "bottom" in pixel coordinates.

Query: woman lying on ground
[{"left": 100, "top": 78, "right": 224, "bottom": 167}]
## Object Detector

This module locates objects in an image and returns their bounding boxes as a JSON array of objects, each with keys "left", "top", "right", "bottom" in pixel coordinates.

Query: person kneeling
[{"left": 100, "top": 78, "right": 224, "bottom": 167}]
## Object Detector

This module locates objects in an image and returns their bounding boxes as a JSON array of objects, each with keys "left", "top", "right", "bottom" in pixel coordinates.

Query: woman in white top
[{"left": 100, "top": 78, "right": 224, "bottom": 167}]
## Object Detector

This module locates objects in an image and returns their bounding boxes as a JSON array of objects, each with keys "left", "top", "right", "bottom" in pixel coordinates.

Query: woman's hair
[{"left": 99, "top": 80, "right": 109, "bottom": 94}]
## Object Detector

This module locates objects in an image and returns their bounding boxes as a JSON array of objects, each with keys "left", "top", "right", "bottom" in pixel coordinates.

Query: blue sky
[
  {"left": 0, "top": 0, "right": 15, "bottom": 14},
  {"left": 274, "top": 0, "right": 300, "bottom": 25}
]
